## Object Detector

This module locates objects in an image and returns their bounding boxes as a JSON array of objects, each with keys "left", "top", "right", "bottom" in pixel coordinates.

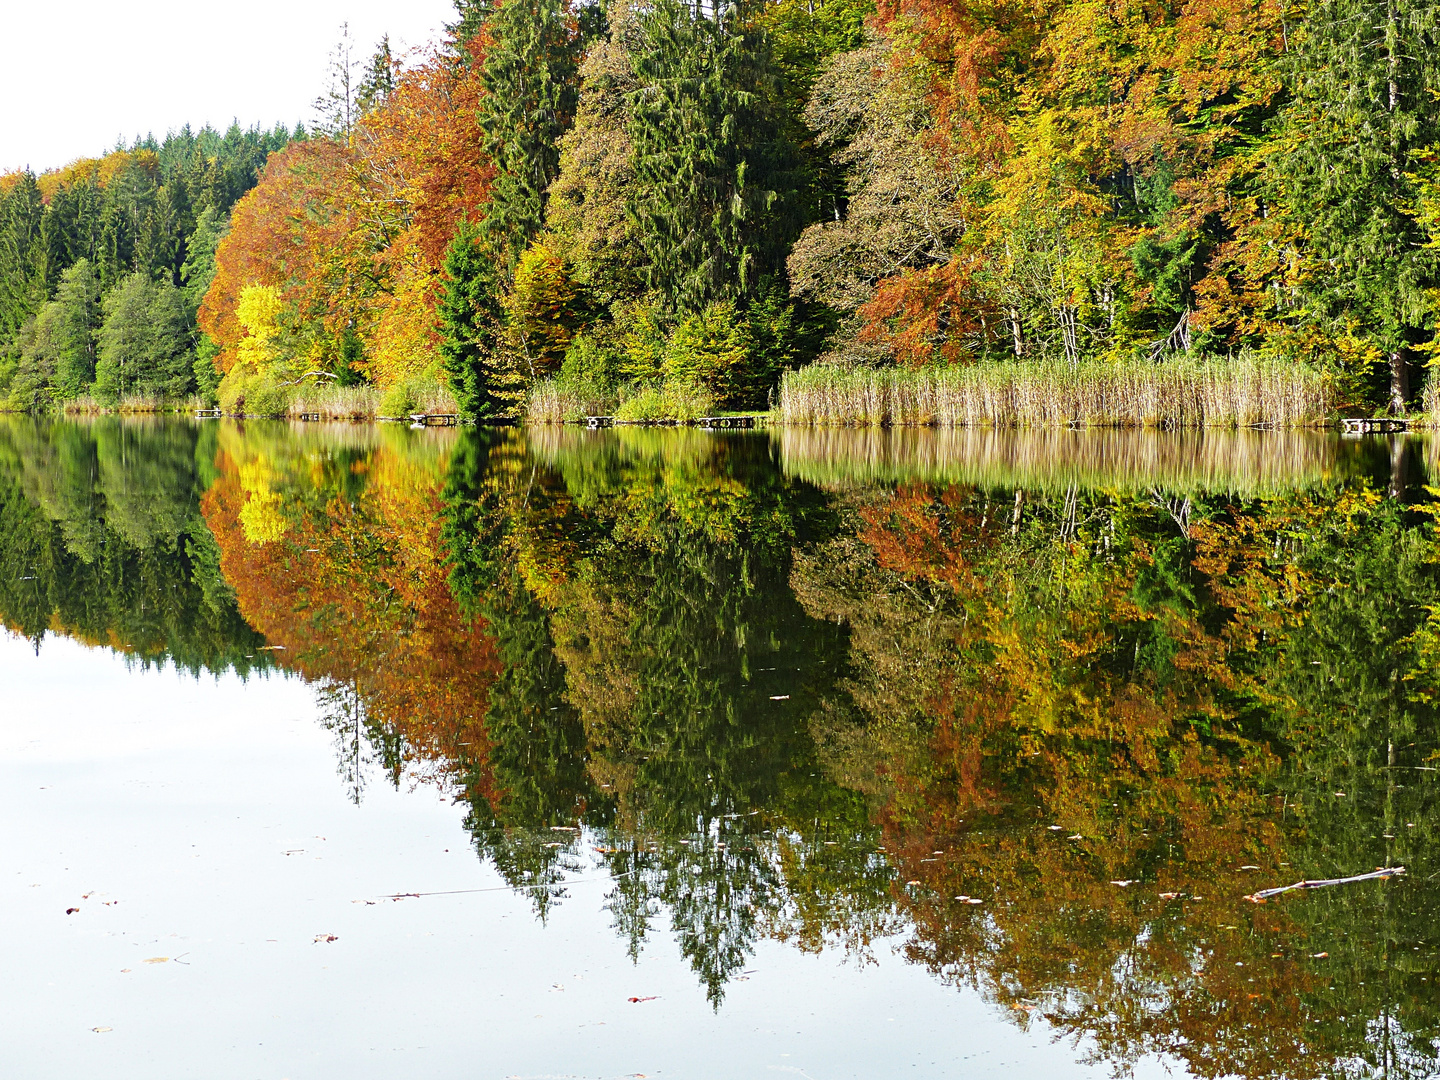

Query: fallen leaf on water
[
  {"left": 65, "top": 907, "right": 78, "bottom": 915},
  {"left": 1068, "top": 834, "right": 1084, "bottom": 840},
  {"left": 769, "top": 695, "right": 790, "bottom": 701},
  {"left": 1312, "top": 952, "right": 1329, "bottom": 959},
  {"left": 1158, "top": 892, "right": 1181, "bottom": 900},
  {"left": 628, "top": 996, "right": 658, "bottom": 1003},
  {"left": 143, "top": 957, "right": 168, "bottom": 965},
  {"left": 905, "top": 880, "right": 921, "bottom": 886},
  {"left": 1047, "top": 825, "right": 1064, "bottom": 831},
  {"left": 1239, "top": 865, "right": 1260, "bottom": 871},
  {"left": 313, "top": 935, "right": 338, "bottom": 944},
  {"left": 967, "top": 898, "right": 984, "bottom": 905},
  {"left": 119, "top": 969, "right": 131, "bottom": 973},
  {"left": 1110, "top": 880, "right": 1137, "bottom": 887},
  {"left": 91, "top": 1027, "right": 112, "bottom": 1033}
]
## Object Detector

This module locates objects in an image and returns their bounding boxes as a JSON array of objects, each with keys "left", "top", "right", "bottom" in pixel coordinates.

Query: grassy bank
[{"left": 777, "top": 357, "right": 1330, "bottom": 428}]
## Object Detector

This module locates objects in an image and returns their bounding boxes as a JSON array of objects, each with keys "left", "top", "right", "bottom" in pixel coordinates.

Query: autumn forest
[{"left": 1, "top": 0, "right": 1438, "bottom": 425}]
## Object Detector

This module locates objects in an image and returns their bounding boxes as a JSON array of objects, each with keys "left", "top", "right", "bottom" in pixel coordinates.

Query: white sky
[{"left": 0, "top": 0, "right": 459, "bottom": 175}]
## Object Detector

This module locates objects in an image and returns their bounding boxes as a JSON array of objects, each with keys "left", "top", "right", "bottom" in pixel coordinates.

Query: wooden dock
[
  {"left": 583, "top": 415, "right": 762, "bottom": 429},
  {"left": 410, "top": 413, "right": 459, "bottom": 427},
  {"left": 1340, "top": 417, "right": 1410, "bottom": 434}
]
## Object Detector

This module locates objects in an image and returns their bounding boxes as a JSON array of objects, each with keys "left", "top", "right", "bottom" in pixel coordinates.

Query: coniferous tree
[
  {"left": 477, "top": 0, "right": 582, "bottom": 274},
  {"left": 437, "top": 219, "right": 505, "bottom": 419},
  {"left": 627, "top": 0, "right": 800, "bottom": 314},
  {"left": 357, "top": 35, "right": 397, "bottom": 115},
  {"left": 448, "top": 0, "right": 497, "bottom": 55},
  {"left": 1273, "top": 0, "right": 1440, "bottom": 411},
  {"left": 314, "top": 23, "right": 362, "bottom": 140},
  {"left": 0, "top": 173, "right": 46, "bottom": 344},
  {"left": 48, "top": 259, "right": 103, "bottom": 398}
]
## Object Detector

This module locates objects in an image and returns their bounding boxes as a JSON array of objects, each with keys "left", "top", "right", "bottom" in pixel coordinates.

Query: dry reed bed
[
  {"left": 527, "top": 378, "right": 614, "bottom": 424},
  {"left": 60, "top": 394, "right": 201, "bottom": 415},
  {"left": 778, "top": 359, "right": 1329, "bottom": 428},
  {"left": 776, "top": 426, "right": 1345, "bottom": 497}
]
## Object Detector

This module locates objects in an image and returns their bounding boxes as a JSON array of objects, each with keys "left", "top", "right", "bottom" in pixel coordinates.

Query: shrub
[
  {"left": 379, "top": 380, "right": 418, "bottom": 418},
  {"left": 614, "top": 380, "right": 716, "bottom": 422},
  {"left": 218, "top": 363, "right": 292, "bottom": 416}
]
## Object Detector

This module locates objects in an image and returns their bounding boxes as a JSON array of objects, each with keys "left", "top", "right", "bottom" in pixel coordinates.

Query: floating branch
[{"left": 1245, "top": 866, "right": 1405, "bottom": 903}]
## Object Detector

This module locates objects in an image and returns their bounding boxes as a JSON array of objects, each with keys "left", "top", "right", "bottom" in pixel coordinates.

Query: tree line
[
  {"left": 0, "top": 123, "right": 300, "bottom": 409},
  {"left": 6, "top": 0, "right": 1437, "bottom": 417}
]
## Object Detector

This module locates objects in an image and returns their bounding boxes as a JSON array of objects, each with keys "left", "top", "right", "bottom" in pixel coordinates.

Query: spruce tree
[
  {"left": 49, "top": 259, "right": 102, "bottom": 399},
  {"left": 437, "top": 219, "right": 505, "bottom": 419},
  {"left": 477, "top": 0, "right": 582, "bottom": 273},
  {"left": 357, "top": 35, "right": 397, "bottom": 115},
  {"left": 0, "top": 173, "right": 46, "bottom": 344},
  {"left": 626, "top": 0, "right": 799, "bottom": 314},
  {"left": 1274, "top": 0, "right": 1440, "bottom": 411}
]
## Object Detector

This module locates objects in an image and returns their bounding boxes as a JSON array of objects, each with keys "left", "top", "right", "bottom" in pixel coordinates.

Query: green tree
[
  {"left": 437, "top": 219, "right": 505, "bottom": 419},
  {"left": 1272, "top": 0, "right": 1440, "bottom": 411},
  {"left": 95, "top": 273, "right": 195, "bottom": 401},
  {"left": 357, "top": 34, "right": 397, "bottom": 115},
  {"left": 47, "top": 259, "right": 103, "bottom": 398},
  {"left": 0, "top": 173, "right": 46, "bottom": 345},
  {"left": 627, "top": 0, "right": 800, "bottom": 313},
  {"left": 477, "top": 0, "right": 582, "bottom": 273}
]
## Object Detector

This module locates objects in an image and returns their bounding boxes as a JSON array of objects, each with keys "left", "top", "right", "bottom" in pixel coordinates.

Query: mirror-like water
[{"left": 3, "top": 416, "right": 1436, "bottom": 1078}]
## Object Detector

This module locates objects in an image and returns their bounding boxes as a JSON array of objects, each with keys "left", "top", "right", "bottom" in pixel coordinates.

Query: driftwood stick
[{"left": 1245, "top": 866, "right": 1405, "bottom": 903}]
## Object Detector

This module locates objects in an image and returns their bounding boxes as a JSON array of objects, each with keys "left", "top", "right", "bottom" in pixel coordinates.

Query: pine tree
[
  {"left": 626, "top": 0, "right": 800, "bottom": 314},
  {"left": 477, "top": 0, "right": 582, "bottom": 274},
  {"left": 314, "top": 23, "right": 362, "bottom": 140},
  {"left": 437, "top": 219, "right": 505, "bottom": 419},
  {"left": 96, "top": 273, "right": 156, "bottom": 401},
  {"left": 357, "top": 35, "right": 397, "bottom": 115},
  {"left": 49, "top": 259, "right": 103, "bottom": 398},
  {"left": 448, "top": 0, "right": 497, "bottom": 54},
  {"left": 0, "top": 173, "right": 46, "bottom": 344},
  {"left": 1273, "top": 0, "right": 1440, "bottom": 411}
]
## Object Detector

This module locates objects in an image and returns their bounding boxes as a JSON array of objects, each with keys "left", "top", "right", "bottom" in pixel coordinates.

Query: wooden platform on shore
[{"left": 1340, "top": 417, "right": 1410, "bottom": 434}]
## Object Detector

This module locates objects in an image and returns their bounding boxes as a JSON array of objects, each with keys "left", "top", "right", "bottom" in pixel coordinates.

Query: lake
[{"left": 2, "top": 416, "right": 1435, "bottom": 1079}]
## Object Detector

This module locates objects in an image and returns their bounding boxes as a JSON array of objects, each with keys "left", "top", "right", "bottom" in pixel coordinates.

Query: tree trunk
[{"left": 1389, "top": 351, "right": 1409, "bottom": 415}]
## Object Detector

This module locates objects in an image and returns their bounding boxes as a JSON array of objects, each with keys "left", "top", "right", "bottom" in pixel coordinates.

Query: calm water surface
[{"left": 2, "top": 417, "right": 1436, "bottom": 1078}]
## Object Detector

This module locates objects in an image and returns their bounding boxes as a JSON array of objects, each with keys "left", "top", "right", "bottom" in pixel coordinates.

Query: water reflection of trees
[
  {"left": 20, "top": 415, "right": 1439, "bottom": 1070},
  {"left": 800, "top": 478, "right": 1440, "bottom": 1080},
  {"left": 193, "top": 421, "right": 1440, "bottom": 1060},
  {"left": 0, "top": 415, "right": 267, "bottom": 673}
]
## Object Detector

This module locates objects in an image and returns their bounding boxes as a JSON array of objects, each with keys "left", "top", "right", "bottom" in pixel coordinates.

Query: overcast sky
[{"left": 1, "top": 0, "right": 459, "bottom": 174}]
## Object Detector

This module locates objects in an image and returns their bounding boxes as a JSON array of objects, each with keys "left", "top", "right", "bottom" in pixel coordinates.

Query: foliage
[
  {"left": 626, "top": 0, "right": 801, "bottom": 313},
  {"left": 476, "top": 0, "right": 582, "bottom": 274},
  {"left": 437, "top": 220, "right": 505, "bottom": 419},
  {"left": 0, "top": 123, "right": 299, "bottom": 409}
]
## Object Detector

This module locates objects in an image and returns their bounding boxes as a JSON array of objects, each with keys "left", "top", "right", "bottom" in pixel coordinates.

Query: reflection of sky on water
[{"left": 0, "top": 633, "right": 1164, "bottom": 1079}]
